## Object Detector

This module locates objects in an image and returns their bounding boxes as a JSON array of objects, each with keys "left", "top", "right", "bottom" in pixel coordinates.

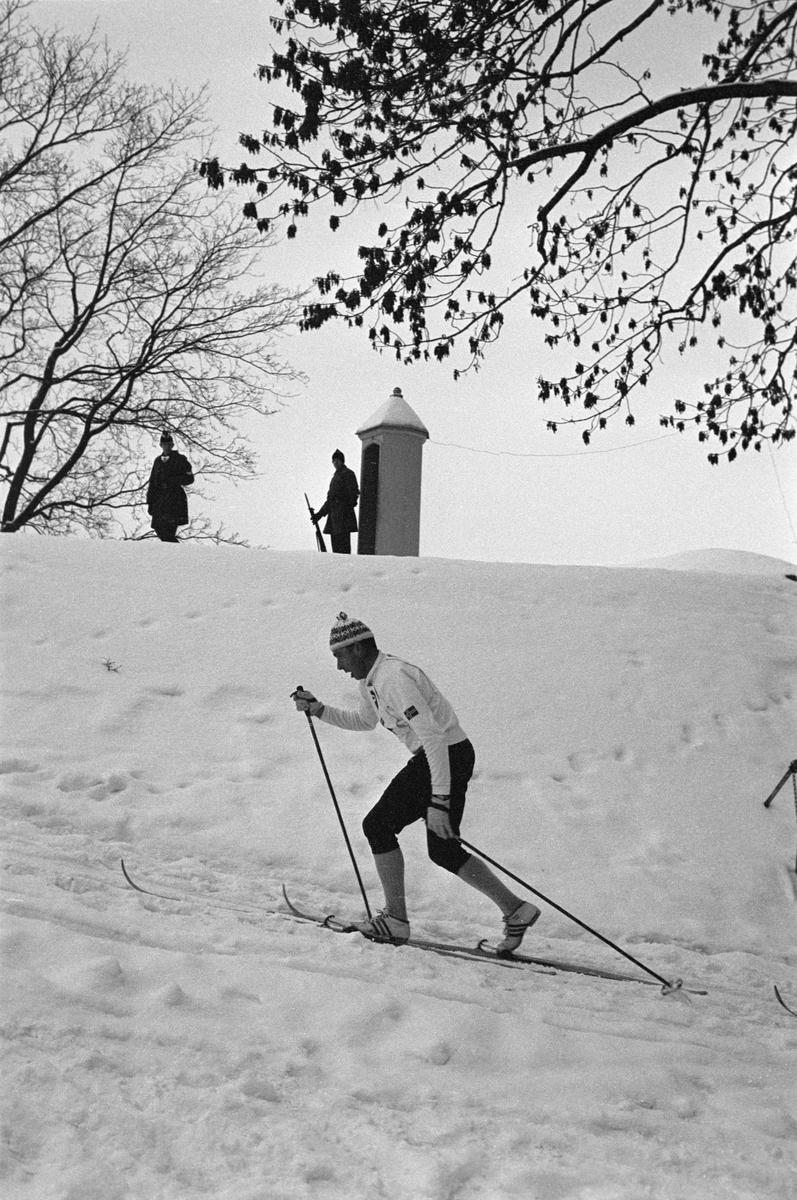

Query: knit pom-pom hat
[{"left": 330, "top": 611, "right": 373, "bottom": 651}]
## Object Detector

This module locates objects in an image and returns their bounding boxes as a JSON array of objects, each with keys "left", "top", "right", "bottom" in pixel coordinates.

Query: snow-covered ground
[{"left": 1, "top": 538, "right": 796, "bottom": 1200}]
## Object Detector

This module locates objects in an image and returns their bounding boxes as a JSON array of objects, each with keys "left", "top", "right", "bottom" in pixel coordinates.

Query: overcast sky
[{"left": 31, "top": 0, "right": 797, "bottom": 565}]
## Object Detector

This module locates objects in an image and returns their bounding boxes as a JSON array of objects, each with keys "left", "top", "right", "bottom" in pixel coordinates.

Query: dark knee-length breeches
[{"left": 362, "top": 739, "right": 475, "bottom": 874}]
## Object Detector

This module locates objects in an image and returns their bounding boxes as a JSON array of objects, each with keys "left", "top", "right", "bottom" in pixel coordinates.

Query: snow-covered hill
[
  {"left": 1, "top": 538, "right": 796, "bottom": 1199},
  {"left": 626, "top": 547, "right": 797, "bottom": 576}
]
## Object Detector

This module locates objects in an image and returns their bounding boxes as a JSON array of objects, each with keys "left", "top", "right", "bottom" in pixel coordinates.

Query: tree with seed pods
[{"left": 204, "top": 0, "right": 797, "bottom": 459}]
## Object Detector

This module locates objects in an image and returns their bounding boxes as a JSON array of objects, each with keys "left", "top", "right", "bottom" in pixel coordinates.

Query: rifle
[{"left": 305, "top": 493, "right": 327, "bottom": 552}]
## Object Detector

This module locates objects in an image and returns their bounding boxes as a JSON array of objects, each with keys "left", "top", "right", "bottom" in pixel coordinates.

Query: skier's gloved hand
[
  {"left": 426, "top": 795, "right": 454, "bottom": 840},
  {"left": 291, "top": 687, "right": 324, "bottom": 717}
]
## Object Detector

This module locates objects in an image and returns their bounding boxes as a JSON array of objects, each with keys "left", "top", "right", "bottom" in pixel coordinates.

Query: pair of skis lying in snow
[{"left": 120, "top": 861, "right": 797, "bottom": 1013}]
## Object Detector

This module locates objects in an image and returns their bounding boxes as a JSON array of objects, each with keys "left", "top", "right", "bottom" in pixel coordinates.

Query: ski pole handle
[{"left": 292, "top": 685, "right": 319, "bottom": 717}]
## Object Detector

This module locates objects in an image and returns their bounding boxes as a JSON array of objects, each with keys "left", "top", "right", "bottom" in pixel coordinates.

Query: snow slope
[
  {"left": 626, "top": 548, "right": 797, "bottom": 576},
  {"left": 1, "top": 538, "right": 796, "bottom": 1200}
]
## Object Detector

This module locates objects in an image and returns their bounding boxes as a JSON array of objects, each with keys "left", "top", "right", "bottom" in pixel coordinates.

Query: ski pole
[
  {"left": 762, "top": 759, "right": 797, "bottom": 872},
  {"left": 762, "top": 759, "right": 797, "bottom": 807},
  {"left": 296, "top": 688, "right": 372, "bottom": 918},
  {"left": 458, "top": 837, "right": 680, "bottom": 993},
  {"left": 304, "top": 493, "right": 327, "bottom": 552}
]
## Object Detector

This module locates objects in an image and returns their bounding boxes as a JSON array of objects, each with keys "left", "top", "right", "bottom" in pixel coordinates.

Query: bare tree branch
[{"left": 1, "top": 1, "right": 304, "bottom": 534}]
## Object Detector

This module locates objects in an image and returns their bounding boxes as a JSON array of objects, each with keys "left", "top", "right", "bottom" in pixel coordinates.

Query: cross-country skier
[{"left": 292, "top": 612, "right": 540, "bottom": 949}]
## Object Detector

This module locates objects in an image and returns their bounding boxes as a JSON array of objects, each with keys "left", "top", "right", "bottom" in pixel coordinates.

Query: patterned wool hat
[{"left": 329, "top": 611, "right": 373, "bottom": 651}]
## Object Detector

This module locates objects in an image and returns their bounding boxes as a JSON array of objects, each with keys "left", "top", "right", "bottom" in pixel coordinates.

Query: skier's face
[{"left": 333, "top": 644, "right": 369, "bottom": 679}]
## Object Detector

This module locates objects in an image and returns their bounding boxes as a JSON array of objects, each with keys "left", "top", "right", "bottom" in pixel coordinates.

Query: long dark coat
[
  {"left": 316, "top": 465, "right": 359, "bottom": 534},
  {"left": 146, "top": 451, "right": 194, "bottom": 528}
]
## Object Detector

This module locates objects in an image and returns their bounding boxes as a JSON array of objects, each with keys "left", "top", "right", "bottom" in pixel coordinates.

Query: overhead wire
[
  {"left": 430, "top": 432, "right": 679, "bottom": 458},
  {"left": 431, "top": 431, "right": 796, "bottom": 558},
  {"left": 767, "top": 442, "right": 797, "bottom": 549}
]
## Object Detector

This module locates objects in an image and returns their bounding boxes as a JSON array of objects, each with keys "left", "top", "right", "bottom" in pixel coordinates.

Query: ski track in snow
[{"left": 1, "top": 539, "right": 796, "bottom": 1200}]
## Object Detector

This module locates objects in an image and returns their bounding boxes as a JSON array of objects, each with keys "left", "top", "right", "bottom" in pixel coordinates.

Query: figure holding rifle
[{"left": 308, "top": 450, "right": 359, "bottom": 554}]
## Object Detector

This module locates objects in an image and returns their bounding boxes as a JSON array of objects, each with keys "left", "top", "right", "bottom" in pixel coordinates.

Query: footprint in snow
[
  {"left": 88, "top": 775, "right": 128, "bottom": 801},
  {"left": 567, "top": 750, "right": 601, "bottom": 775},
  {"left": 57, "top": 772, "right": 128, "bottom": 798},
  {"left": 147, "top": 684, "right": 184, "bottom": 698},
  {"left": 0, "top": 758, "right": 40, "bottom": 775},
  {"left": 57, "top": 772, "right": 104, "bottom": 793}
]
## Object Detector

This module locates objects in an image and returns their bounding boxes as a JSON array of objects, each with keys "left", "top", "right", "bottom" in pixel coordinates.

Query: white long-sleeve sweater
[{"left": 318, "top": 651, "right": 467, "bottom": 793}]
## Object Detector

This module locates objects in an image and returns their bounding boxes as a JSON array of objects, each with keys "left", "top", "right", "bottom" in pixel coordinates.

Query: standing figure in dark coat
[
  {"left": 312, "top": 449, "right": 360, "bottom": 554},
  {"left": 146, "top": 432, "right": 194, "bottom": 542}
]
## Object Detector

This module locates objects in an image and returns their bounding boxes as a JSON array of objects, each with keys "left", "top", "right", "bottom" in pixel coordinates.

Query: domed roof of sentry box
[{"left": 356, "top": 387, "right": 429, "bottom": 439}]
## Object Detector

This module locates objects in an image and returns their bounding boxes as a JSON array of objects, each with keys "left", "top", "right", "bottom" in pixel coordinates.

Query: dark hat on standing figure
[
  {"left": 160, "top": 431, "right": 174, "bottom": 445},
  {"left": 332, "top": 449, "right": 344, "bottom": 462}
]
